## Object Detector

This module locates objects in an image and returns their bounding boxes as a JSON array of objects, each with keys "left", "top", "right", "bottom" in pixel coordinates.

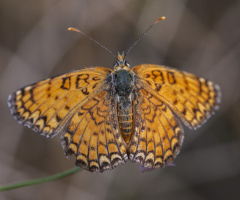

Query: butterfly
[{"left": 8, "top": 18, "right": 221, "bottom": 173}]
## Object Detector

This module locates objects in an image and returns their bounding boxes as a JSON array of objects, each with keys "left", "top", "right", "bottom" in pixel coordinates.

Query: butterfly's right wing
[
  {"left": 129, "top": 88, "right": 183, "bottom": 169},
  {"left": 132, "top": 64, "right": 221, "bottom": 129},
  {"left": 129, "top": 64, "right": 221, "bottom": 169}
]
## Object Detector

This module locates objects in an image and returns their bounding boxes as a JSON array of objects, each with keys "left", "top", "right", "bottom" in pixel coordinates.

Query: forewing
[
  {"left": 129, "top": 88, "right": 183, "bottom": 168},
  {"left": 8, "top": 67, "right": 111, "bottom": 137},
  {"left": 133, "top": 64, "right": 221, "bottom": 129},
  {"left": 61, "top": 91, "right": 128, "bottom": 172}
]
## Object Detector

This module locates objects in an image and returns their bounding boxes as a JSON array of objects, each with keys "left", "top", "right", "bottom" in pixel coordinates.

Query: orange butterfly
[{"left": 8, "top": 17, "right": 221, "bottom": 173}]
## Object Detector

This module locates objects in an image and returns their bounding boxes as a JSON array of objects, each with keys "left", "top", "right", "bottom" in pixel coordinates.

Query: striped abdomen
[{"left": 117, "top": 97, "right": 133, "bottom": 146}]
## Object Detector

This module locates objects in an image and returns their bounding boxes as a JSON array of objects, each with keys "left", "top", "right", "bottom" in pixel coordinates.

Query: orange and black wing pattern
[
  {"left": 8, "top": 67, "right": 111, "bottom": 138},
  {"left": 129, "top": 64, "right": 221, "bottom": 168},
  {"left": 61, "top": 91, "right": 127, "bottom": 172},
  {"left": 133, "top": 64, "right": 221, "bottom": 129},
  {"left": 8, "top": 67, "right": 128, "bottom": 172},
  {"left": 8, "top": 60, "right": 221, "bottom": 172},
  {"left": 129, "top": 88, "right": 183, "bottom": 168}
]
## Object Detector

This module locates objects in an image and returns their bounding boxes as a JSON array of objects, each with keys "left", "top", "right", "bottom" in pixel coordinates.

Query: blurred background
[{"left": 0, "top": 0, "right": 240, "bottom": 199}]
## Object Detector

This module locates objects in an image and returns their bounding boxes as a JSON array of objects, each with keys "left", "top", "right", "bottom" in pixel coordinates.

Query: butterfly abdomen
[{"left": 117, "top": 97, "right": 133, "bottom": 146}]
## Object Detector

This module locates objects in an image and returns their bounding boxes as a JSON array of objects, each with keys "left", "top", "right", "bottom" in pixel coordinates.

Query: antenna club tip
[
  {"left": 155, "top": 16, "right": 166, "bottom": 23},
  {"left": 68, "top": 27, "right": 80, "bottom": 32},
  {"left": 161, "top": 16, "right": 166, "bottom": 20}
]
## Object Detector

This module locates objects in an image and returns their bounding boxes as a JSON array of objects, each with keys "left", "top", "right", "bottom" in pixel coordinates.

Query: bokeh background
[{"left": 1, "top": 0, "right": 240, "bottom": 199}]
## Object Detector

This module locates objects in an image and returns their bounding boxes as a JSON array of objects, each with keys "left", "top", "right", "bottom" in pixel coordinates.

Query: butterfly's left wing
[
  {"left": 8, "top": 67, "right": 111, "bottom": 137},
  {"left": 8, "top": 67, "right": 128, "bottom": 172},
  {"left": 61, "top": 90, "right": 128, "bottom": 172}
]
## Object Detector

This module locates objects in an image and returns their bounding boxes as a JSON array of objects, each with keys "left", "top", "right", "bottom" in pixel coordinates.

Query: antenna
[
  {"left": 68, "top": 27, "right": 117, "bottom": 58},
  {"left": 125, "top": 16, "right": 166, "bottom": 56}
]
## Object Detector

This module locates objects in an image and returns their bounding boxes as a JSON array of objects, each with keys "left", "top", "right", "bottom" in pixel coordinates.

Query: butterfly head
[{"left": 113, "top": 51, "right": 130, "bottom": 69}]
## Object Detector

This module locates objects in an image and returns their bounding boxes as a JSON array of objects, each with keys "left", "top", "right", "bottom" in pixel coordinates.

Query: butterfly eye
[
  {"left": 113, "top": 61, "right": 119, "bottom": 68},
  {"left": 124, "top": 60, "right": 130, "bottom": 67},
  {"left": 128, "top": 73, "right": 133, "bottom": 80}
]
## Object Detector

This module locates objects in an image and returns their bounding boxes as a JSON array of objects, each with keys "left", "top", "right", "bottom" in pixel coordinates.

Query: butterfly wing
[
  {"left": 8, "top": 67, "right": 112, "bottom": 137},
  {"left": 129, "top": 64, "right": 221, "bottom": 168},
  {"left": 132, "top": 64, "right": 221, "bottom": 128},
  {"left": 8, "top": 67, "right": 128, "bottom": 172},
  {"left": 61, "top": 90, "right": 128, "bottom": 172},
  {"left": 129, "top": 88, "right": 183, "bottom": 168}
]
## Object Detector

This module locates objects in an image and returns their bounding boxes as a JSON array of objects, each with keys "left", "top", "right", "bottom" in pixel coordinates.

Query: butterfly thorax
[{"left": 113, "top": 67, "right": 133, "bottom": 96}]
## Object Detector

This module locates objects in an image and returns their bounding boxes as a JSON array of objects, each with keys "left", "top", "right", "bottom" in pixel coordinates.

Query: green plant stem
[{"left": 0, "top": 167, "right": 82, "bottom": 191}]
